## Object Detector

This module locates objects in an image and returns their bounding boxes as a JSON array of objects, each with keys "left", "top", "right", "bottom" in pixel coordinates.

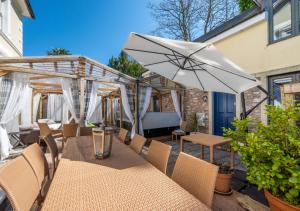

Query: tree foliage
[
  {"left": 108, "top": 52, "right": 145, "bottom": 78},
  {"left": 47, "top": 48, "right": 71, "bottom": 56},
  {"left": 238, "top": 0, "right": 255, "bottom": 12},
  {"left": 224, "top": 104, "right": 300, "bottom": 206},
  {"left": 148, "top": 0, "right": 239, "bottom": 40}
]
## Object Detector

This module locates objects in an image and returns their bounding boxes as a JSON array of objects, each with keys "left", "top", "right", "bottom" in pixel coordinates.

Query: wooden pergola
[
  {"left": 0, "top": 56, "right": 187, "bottom": 133},
  {"left": 0, "top": 55, "right": 136, "bottom": 127}
]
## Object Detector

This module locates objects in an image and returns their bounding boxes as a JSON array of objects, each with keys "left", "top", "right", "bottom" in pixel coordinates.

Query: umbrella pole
[{"left": 240, "top": 85, "right": 269, "bottom": 120}]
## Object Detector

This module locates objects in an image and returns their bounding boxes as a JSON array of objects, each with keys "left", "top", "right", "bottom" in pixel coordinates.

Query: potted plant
[
  {"left": 224, "top": 104, "right": 300, "bottom": 210},
  {"left": 214, "top": 161, "right": 233, "bottom": 195}
]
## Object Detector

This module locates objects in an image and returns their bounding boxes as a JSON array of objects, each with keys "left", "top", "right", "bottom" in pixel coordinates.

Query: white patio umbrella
[{"left": 123, "top": 33, "right": 260, "bottom": 94}]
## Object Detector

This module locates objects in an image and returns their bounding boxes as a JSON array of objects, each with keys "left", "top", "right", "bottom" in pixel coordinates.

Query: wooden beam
[
  {"left": 119, "top": 95, "right": 123, "bottom": 128},
  {"left": 0, "top": 56, "right": 80, "bottom": 64},
  {"left": 110, "top": 96, "right": 113, "bottom": 126},
  {"left": 31, "top": 82, "right": 62, "bottom": 88},
  {"left": 0, "top": 71, "right": 9, "bottom": 77},
  {"left": 30, "top": 75, "right": 57, "bottom": 80},
  {"left": 0, "top": 66, "right": 77, "bottom": 78},
  {"left": 97, "top": 88, "right": 118, "bottom": 92}
]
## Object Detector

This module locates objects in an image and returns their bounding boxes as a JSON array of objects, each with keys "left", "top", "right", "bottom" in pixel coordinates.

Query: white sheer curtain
[
  {"left": 20, "top": 87, "right": 33, "bottom": 126},
  {"left": 139, "top": 87, "right": 152, "bottom": 135},
  {"left": 0, "top": 76, "right": 30, "bottom": 160},
  {"left": 171, "top": 90, "right": 182, "bottom": 125},
  {"left": 61, "top": 79, "right": 79, "bottom": 123},
  {"left": 47, "top": 94, "right": 63, "bottom": 122},
  {"left": 32, "top": 93, "right": 41, "bottom": 122},
  {"left": 85, "top": 84, "right": 98, "bottom": 124},
  {"left": 62, "top": 101, "right": 69, "bottom": 123},
  {"left": 89, "top": 97, "right": 102, "bottom": 123},
  {"left": 120, "top": 84, "right": 135, "bottom": 138}
]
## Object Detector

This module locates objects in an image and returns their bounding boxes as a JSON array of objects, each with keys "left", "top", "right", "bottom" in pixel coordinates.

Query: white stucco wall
[{"left": 0, "top": 0, "right": 23, "bottom": 57}]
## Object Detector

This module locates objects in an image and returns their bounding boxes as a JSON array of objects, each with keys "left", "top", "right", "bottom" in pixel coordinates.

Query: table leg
[
  {"left": 209, "top": 146, "right": 214, "bottom": 163},
  {"left": 200, "top": 144, "right": 204, "bottom": 159},
  {"left": 180, "top": 138, "right": 184, "bottom": 152}
]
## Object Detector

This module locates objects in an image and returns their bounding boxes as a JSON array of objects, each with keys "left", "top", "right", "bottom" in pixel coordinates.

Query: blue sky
[{"left": 23, "top": 0, "right": 158, "bottom": 64}]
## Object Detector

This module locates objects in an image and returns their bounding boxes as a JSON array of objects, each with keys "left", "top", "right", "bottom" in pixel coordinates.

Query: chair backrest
[
  {"left": 63, "top": 123, "right": 78, "bottom": 138},
  {"left": 172, "top": 152, "right": 219, "bottom": 207},
  {"left": 44, "top": 134, "right": 59, "bottom": 173},
  {"left": 118, "top": 128, "right": 128, "bottom": 143},
  {"left": 22, "top": 143, "right": 49, "bottom": 189},
  {"left": 180, "top": 121, "right": 187, "bottom": 131},
  {"left": 38, "top": 123, "right": 52, "bottom": 138},
  {"left": 146, "top": 140, "right": 171, "bottom": 174},
  {"left": 79, "top": 127, "right": 93, "bottom": 136},
  {"left": 0, "top": 156, "right": 40, "bottom": 211},
  {"left": 129, "top": 134, "right": 146, "bottom": 154}
]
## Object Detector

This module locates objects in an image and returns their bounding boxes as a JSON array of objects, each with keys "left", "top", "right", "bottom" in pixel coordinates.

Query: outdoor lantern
[{"left": 92, "top": 127, "right": 113, "bottom": 159}]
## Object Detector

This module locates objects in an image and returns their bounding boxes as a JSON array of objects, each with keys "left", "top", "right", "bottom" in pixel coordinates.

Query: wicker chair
[
  {"left": 146, "top": 140, "right": 171, "bottom": 174},
  {"left": 22, "top": 143, "right": 49, "bottom": 188},
  {"left": 62, "top": 123, "right": 78, "bottom": 148},
  {"left": 79, "top": 127, "right": 93, "bottom": 136},
  {"left": 172, "top": 152, "right": 219, "bottom": 207},
  {"left": 0, "top": 156, "right": 40, "bottom": 211},
  {"left": 118, "top": 128, "right": 128, "bottom": 143},
  {"left": 129, "top": 134, "right": 146, "bottom": 154},
  {"left": 38, "top": 123, "right": 63, "bottom": 149},
  {"left": 44, "top": 134, "right": 60, "bottom": 177}
]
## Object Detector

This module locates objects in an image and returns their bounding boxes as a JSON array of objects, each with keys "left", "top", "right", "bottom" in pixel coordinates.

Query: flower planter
[
  {"left": 215, "top": 172, "right": 232, "bottom": 194},
  {"left": 264, "top": 190, "right": 300, "bottom": 211}
]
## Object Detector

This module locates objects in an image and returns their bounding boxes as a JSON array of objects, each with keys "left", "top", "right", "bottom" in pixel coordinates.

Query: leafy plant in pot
[
  {"left": 214, "top": 161, "right": 233, "bottom": 195},
  {"left": 224, "top": 104, "right": 300, "bottom": 210}
]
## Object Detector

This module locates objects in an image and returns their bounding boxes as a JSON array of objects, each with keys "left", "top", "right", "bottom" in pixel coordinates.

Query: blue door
[{"left": 213, "top": 92, "right": 236, "bottom": 136}]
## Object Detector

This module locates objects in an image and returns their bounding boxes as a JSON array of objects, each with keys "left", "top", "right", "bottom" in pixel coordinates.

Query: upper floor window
[
  {"left": 268, "top": 0, "right": 300, "bottom": 43},
  {"left": 0, "top": 0, "right": 11, "bottom": 37}
]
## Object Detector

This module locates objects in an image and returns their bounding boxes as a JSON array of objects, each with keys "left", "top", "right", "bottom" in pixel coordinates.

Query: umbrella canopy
[{"left": 123, "top": 32, "right": 260, "bottom": 94}]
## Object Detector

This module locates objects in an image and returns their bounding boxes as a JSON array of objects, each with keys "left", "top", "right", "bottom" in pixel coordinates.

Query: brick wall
[
  {"left": 243, "top": 87, "right": 262, "bottom": 121},
  {"left": 161, "top": 93, "right": 175, "bottom": 112},
  {"left": 183, "top": 89, "right": 209, "bottom": 133}
]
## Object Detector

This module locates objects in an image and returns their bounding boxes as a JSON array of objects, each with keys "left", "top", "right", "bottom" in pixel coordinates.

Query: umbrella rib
[
  {"left": 165, "top": 55, "right": 182, "bottom": 68},
  {"left": 188, "top": 59, "right": 205, "bottom": 90},
  {"left": 171, "top": 51, "right": 183, "bottom": 67},
  {"left": 143, "top": 58, "right": 181, "bottom": 67},
  {"left": 188, "top": 44, "right": 210, "bottom": 58},
  {"left": 189, "top": 57, "right": 256, "bottom": 82},
  {"left": 133, "top": 33, "right": 187, "bottom": 58},
  {"left": 124, "top": 48, "right": 182, "bottom": 57},
  {"left": 190, "top": 60, "right": 238, "bottom": 94},
  {"left": 172, "top": 67, "right": 181, "bottom": 80}
]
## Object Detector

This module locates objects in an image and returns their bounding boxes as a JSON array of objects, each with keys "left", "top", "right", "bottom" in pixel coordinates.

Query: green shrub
[{"left": 224, "top": 104, "right": 300, "bottom": 206}]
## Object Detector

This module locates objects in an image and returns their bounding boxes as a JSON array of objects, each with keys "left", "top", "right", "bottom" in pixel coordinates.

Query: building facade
[
  {"left": 0, "top": 0, "right": 34, "bottom": 57},
  {"left": 192, "top": 0, "right": 300, "bottom": 135}
]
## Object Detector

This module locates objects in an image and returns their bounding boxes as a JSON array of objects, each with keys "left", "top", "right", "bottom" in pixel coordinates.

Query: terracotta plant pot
[
  {"left": 264, "top": 190, "right": 300, "bottom": 211},
  {"left": 215, "top": 173, "right": 232, "bottom": 193}
]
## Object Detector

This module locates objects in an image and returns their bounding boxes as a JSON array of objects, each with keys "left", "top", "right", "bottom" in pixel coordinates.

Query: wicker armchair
[
  {"left": 44, "top": 135, "right": 60, "bottom": 178},
  {"left": 79, "top": 127, "right": 93, "bottom": 136},
  {"left": 0, "top": 156, "right": 40, "bottom": 211},
  {"left": 62, "top": 123, "right": 78, "bottom": 148},
  {"left": 172, "top": 152, "right": 219, "bottom": 207},
  {"left": 118, "top": 128, "right": 128, "bottom": 143},
  {"left": 129, "top": 134, "right": 146, "bottom": 154},
  {"left": 146, "top": 140, "right": 171, "bottom": 174}
]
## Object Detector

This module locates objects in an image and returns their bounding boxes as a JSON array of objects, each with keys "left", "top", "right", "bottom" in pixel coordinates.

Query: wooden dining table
[
  {"left": 180, "top": 133, "right": 234, "bottom": 169},
  {"left": 41, "top": 135, "right": 211, "bottom": 211}
]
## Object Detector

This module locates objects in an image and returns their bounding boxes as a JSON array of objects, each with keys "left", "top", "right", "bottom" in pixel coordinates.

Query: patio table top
[{"left": 41, "top": 135, "right": 210, "bottom": 211}]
